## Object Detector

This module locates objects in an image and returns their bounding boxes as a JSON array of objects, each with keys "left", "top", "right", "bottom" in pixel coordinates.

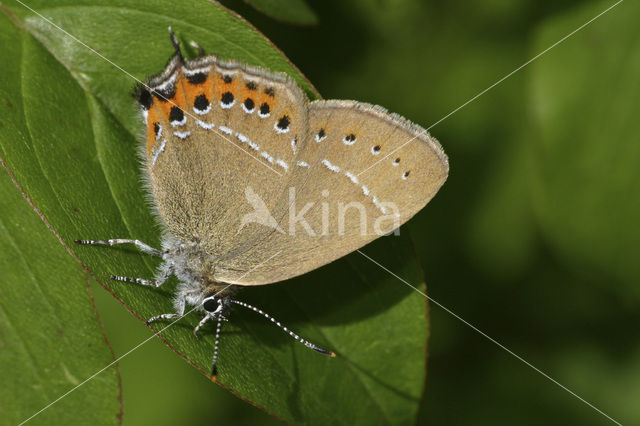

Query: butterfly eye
[{"left": 202, "top": 297, "right": 219, "bottom": 312}]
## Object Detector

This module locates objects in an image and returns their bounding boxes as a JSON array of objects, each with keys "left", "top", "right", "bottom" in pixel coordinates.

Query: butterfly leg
[
  {"left": 145, "top": 293, "right": 186, "bottom": 325},
  {"left": 109, "top": 264, "right": 173, "bottom": 288},
  {"left": 75, "top": 238, "right": 172, "bottom": 287},
  {"left": 193, "top": 314, "right": 212, "bottom": 339},
  {"left": 75, "top": 238, "right": 163, "bottom": 257}
]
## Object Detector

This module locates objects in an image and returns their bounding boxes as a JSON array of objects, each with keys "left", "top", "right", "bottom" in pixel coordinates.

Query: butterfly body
[{"left": 159, "top": 234, "right": 224, "bottom": 300}]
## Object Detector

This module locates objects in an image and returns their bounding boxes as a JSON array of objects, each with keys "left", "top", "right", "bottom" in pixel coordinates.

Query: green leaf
[
  {"left": 529, "top": 0, "right": 640, "bottom": 292},
  {"left": 244, "top": 0, "right": 318, "bottom": 26},
  {"left": 0, "top": 0, "right": 427, "bottom": 424},
  {"left": 0, "top": 13, "right": 121, "bottom": 423},
  {"left": 0, "top": 174, "right": 123, "bottom": 426}
]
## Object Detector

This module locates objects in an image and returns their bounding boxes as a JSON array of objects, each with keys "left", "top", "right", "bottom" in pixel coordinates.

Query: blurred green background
[{"left": 65, "top": 0, "right": 640, "bottom": 424}]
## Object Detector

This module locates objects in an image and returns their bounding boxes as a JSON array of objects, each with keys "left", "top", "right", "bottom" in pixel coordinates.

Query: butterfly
[{"left": 77, "top": 28, "right": 448, "bottom": 379}]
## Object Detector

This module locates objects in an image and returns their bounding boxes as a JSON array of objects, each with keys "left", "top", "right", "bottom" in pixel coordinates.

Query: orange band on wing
[
  {"left": 183, "top": 72, "right": 214, "bottom": 110},
  {"left": 153, "top": 76, "right": 188, "bottom": 121}
]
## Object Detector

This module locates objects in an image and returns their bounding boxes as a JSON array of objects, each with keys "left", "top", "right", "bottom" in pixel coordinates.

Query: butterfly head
[{"left": 201, "top": 295, "right": 226, "bottom": 316}]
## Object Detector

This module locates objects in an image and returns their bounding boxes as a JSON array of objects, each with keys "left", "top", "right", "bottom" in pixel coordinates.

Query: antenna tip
[
  {"left": 330, "top": 351, "right": 337, "bottom": 358},
  {"left": 211, "top": 365, "right": 218, "bottom": 382}
]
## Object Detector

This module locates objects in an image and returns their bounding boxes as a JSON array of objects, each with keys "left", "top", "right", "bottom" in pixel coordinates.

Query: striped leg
[
  {"left": 145, "top": 312, "right": 180, "bottom": 325},
  {"left": 146, "top": 295, "right": 186, "bottom": 325},
  {"left": 109, "top": 265, "right": 173, "bottom": 288},
  {"left": 76, "top": 238, "right": 170, "bottom": 288},
  {"left": 194, "top": 313, "right": 228, "bottom": 338},
  {"left": 75, "top": 238, "right": 163, "bottom": 257},
  {"left": 193, "top": 314, "right": 212, "bottom": 339}
]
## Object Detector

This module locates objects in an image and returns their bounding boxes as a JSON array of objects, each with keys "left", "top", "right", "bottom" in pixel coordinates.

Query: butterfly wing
[
  {"left": 140, "top": 54, "right": 447, "bottom": 286},
  {"left": 141, "top": 55, "right": 311, "bottom": 263},
  {"left": 214, "top": 100, "right": 448, "bottom": 285}
]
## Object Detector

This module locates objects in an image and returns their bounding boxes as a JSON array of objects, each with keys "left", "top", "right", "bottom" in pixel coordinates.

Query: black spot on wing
[
  {"left": 169, "top": 106, "right": 184, "bottom": 123},
  {"left": 135, "top": 86, "right": 153, "bottom": 110},
  {"left": 221, "top": 92, "right": 234, "bottom": 105},
  {"left": 276, "top": 115, "right": 290, "bottom": 131},
  {"left": 187, "top": 72, "right": 207, "bottom": 85},
  {"left": 194, "top": 94, "right": 210, "bottom": 112}
]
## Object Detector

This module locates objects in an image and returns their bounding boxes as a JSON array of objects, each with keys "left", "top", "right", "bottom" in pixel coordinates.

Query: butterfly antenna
[
  {"left": 211, "top": 316, "right": 223, "bottom": 382},
  {"left": 167, "top": 26, "right": 183, "bottom": 61},
  {"left": 189, "top": 40, "right": 206, "bottom": 57},
  {"left": 230, "top": 299, "right": 336, "bottom": 357}
]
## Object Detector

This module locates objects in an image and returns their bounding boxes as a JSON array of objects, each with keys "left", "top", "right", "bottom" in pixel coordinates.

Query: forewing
[{"left": 141, "top": 55, "right": 309, "bottom": 260}]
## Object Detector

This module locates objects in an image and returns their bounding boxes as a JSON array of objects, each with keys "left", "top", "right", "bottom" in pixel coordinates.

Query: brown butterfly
[{"left": 77, "top": 29, "right": 448, "bottom": 379}]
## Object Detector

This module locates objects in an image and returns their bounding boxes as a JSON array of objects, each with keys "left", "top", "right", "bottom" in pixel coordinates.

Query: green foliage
[
  {"left": 245, "top": 0, "right": 318, "bottom": 25},
  {"left": 531, "top": 0, "right": 640, "bottom": 294},
  {"left": 3, "top": 0, "right": 640, "bottom": 424},
  {"left": 0, "top": 0, "right": 427, "bottom": 424},
  {"left": 0, "top": 169, "right": 122, "bottom": 426},
  {"left": 0, "top": 11, "right": 121, "bottom": 426}
]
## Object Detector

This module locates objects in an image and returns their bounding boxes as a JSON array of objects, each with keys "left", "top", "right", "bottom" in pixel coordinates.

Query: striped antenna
[
  {"left": 211, "top": 316, "right": 223, "bottom": 382},
  {"left": 230, "top": 299, "right": 336, "bottom": 357}
]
